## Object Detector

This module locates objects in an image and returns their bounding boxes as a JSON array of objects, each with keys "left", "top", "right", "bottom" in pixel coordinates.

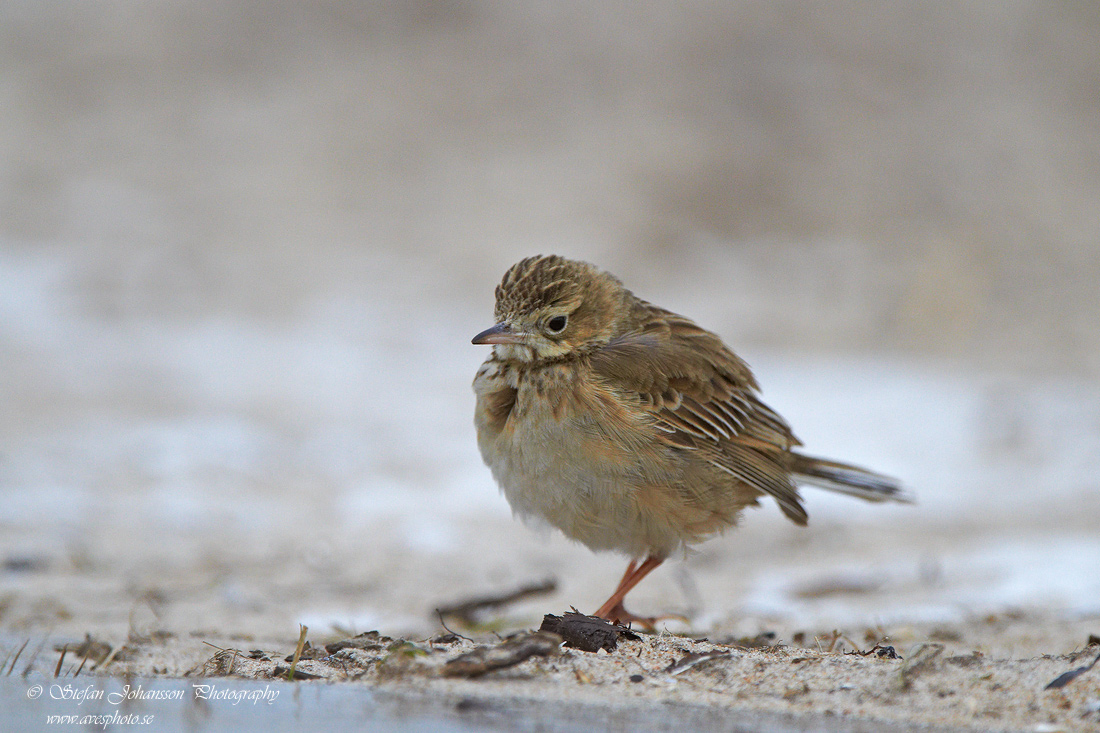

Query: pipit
[{"left": 472, "top": 255, "right": 910, "bottom": 627}]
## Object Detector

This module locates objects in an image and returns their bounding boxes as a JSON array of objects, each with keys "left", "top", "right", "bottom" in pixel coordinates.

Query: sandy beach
[{"left": 3, "top": 3, "right": 1100, "bottom": 730}]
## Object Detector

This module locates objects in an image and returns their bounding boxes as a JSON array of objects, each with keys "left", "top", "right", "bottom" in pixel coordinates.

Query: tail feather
[{"left": 790, "top": 453, "right": 913, "bottom": 504}]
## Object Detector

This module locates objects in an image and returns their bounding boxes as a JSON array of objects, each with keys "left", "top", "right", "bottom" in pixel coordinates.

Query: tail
[{"left": 790, "top": 453, "right": 913, "bottom": 504}]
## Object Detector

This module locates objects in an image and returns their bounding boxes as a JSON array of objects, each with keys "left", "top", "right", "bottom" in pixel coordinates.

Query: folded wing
[{"left": 590, "top": 302, "right": 809, "bottom": 525}]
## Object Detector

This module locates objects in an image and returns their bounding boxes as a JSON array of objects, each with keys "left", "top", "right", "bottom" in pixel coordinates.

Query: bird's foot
[{"left": 594, "top": 601, "right": 687, "bottom": 632}]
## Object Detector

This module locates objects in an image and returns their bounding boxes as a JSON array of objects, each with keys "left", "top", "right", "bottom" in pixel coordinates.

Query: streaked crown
[{"left": 493, "top": 255, "right": 608, "bottom": 321}]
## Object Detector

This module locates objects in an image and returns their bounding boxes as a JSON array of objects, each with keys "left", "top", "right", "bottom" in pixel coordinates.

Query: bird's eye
[{"left": 546, "top": 315, "right": 568, "bottom": 334}]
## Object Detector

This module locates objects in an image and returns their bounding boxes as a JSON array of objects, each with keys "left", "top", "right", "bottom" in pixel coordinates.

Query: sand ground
[
  {"left": 3, "top": 604, "right": 1099, "bottom": 731},
  {"left": 3, "top": 3, "right": 1100, "bottom": 731}
]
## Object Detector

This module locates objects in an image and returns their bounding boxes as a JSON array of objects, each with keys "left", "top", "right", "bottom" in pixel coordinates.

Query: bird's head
[{"left": 472, "top": 255, "right": 631, "bottom": 363}]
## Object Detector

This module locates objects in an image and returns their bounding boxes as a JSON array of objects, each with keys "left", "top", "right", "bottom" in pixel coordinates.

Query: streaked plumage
[{"left": 472, "top": 255, "right": 909, "bottom": 626}]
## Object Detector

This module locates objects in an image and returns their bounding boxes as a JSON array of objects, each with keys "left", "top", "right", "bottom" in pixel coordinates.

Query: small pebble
[{"left": 629, "top": 674, "right": 644, "bottom": 683}]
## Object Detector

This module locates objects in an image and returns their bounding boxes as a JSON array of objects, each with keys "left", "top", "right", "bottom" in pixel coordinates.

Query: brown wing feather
[{"left": 590, "top": 301, "right": 808, "bottom": 525}]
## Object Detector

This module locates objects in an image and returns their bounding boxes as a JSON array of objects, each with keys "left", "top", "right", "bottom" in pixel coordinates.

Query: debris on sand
[
  {"left": 664, "top": 650, "right": 732, "bottom": 676},
  {"left": 436, "top": 580, "right": 557, "bottom": 626},
  {"left": 539, "top": 611, "right": 639, "bottom": 653},
  {"left": 442, "top": 631, "right": 561, "bottom": 678},
  {"left": 896, "top": 642, "right": 944, "bottom": 691},
  {"left": 325, "top": 631, "right": 395, "bottom": 654},
  {"left": 1044, "top": 648, "right": 1100, "bottom": 690}
]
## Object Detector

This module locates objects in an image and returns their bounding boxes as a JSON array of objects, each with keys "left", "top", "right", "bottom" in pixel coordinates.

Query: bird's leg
[
  {"left": 593, "top": 555, "right": 665, "bottom": 629},
  {"left": 614, "top": 558, "right": 640, "bottom": 589}
]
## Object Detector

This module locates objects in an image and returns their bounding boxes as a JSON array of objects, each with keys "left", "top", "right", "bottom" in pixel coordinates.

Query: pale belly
[{"left": 473, "top": 360, "right": 733, "bottom": 558}]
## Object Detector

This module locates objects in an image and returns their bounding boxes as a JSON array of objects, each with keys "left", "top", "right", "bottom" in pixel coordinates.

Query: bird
[{"left": 471, "top": 255, "right": 910, "bottom": 627}]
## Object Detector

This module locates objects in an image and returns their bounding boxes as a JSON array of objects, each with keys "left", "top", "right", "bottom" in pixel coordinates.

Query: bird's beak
[{"left": 472, "top": 322, "right": 526, "bottom": 345}]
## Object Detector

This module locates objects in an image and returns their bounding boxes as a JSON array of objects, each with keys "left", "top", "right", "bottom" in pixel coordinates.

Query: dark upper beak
[{"left": 472, "top": 322, "right": 526, "bottom": 345}]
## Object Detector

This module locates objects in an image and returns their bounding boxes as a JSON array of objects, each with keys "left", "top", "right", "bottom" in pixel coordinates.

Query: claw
[{"left": 595, "top": 601, "right": 688, "bottom": 632}]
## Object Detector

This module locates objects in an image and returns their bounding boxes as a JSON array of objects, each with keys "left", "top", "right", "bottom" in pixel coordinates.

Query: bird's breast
[
  {"left": 473, "top": 358, "right": 688, "bottom": 554},
  {"left": 474, "top": 359, "right": 653, "bottom": 475}
]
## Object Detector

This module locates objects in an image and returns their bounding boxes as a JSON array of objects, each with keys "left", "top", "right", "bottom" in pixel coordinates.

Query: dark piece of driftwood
[{"left": 539, "top": 611, "right": 639, "bottom": 653}]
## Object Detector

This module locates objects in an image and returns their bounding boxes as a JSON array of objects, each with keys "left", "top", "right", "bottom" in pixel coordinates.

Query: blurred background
[{"left": 2, "top": 2, "right": 1098, "bottom": 645}]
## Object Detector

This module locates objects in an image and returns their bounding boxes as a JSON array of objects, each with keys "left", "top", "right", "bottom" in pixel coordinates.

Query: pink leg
[{"left": 593, "top": 555, "right": 665, "bottom": 628}]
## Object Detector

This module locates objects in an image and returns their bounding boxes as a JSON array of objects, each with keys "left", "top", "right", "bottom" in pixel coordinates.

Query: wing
[{"left": 589, "top": 301, "right": 808, "bottom": 524}]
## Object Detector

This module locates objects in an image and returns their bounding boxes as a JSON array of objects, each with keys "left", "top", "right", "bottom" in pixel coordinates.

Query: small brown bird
[{"left": 472, "top": 255, "right": 909, "bottom": 626}]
